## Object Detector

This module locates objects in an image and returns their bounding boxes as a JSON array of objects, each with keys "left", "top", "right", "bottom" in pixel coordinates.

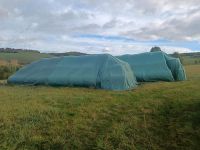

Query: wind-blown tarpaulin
[
  {"left": 8, "top": 54, "right": 137, "bottom": 90},
  {"left": 118, "top": 51, "right": 186, "bottom": 82}
]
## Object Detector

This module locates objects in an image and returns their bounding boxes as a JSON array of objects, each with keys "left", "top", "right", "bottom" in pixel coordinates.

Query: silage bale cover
[
  {"left": 118, "top": 51, "right": 186, "bottom": 82},
  {"left": 8, "top": 54, "right": 137, "bottom": 90},
  {"left": 164, "top": 54, "right": 186, "bottom": 81}
]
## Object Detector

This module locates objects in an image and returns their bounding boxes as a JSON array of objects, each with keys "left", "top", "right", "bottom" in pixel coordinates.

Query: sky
[{"left": 0, "top": 0, "right": 200, "bottom": 55}]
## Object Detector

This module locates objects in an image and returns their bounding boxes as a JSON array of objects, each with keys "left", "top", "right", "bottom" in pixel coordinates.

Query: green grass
[
  {"left": 182, "top": 56, "right": 200, "bottom": 65},
  {"left": 0, "top": 65, "right": 200, "bottom": 150},
  {"left": 0, "top": 52, "right": 53, "bottom": 65}
]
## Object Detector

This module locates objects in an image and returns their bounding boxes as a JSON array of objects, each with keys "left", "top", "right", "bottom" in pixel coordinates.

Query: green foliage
[
  {"left": 0, "top": 65, "right": 200, "bottom": 149},
  {"left": 0, "top": 65, "right": 20, "bottom": 80},
  {"left": 172, "top": 52, "right": 180, "bottom": 58},
  {"left": 0, "top": 59, "right": 20, "bottom": 80},
  {"left": 0, "top": 48, "right": 40, "bottom": 53},
  {"left": 150, "top": 46, "right": 162, "bottom": 52},
  {"left": 171, "top": 52, "right": 184, "bottom": 63}
]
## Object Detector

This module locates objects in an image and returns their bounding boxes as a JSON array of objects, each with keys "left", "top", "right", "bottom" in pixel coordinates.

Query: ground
[{"left": 0, "top": 65, "right": 200, "bottom": 150}]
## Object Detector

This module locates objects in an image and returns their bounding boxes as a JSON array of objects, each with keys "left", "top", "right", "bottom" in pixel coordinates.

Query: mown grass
[{"left": 0, "top": 65, "right": 200, "bottom": 150}]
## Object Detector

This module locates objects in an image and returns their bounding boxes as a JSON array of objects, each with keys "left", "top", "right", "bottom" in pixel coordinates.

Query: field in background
[
  {"left": 0, "top": 51, "right": 53, "bottom": 65},
  {"left": 0, "top": 65, "right": 199, "bottom": 149},
  {"left": 182, "top": 55, "right": 200, "bottom": 65},
  {"left": 0, "top": 50, "right": 200, "bottom": 65}
]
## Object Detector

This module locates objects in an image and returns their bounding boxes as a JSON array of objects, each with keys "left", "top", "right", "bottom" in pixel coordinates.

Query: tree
[
  {"left": 172, "top": 52, "right": 183, "bottom": 64},
  {"left": 172, "top": 52, "right": 180, "bottom": 58},
  {"left": 150, "top": 46, "right": 162, "bottom": 52}
]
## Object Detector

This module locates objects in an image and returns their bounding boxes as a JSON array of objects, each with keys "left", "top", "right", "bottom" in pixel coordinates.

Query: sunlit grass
[{"left": 0, "top": 65, "right": 199, "bottom": 149}]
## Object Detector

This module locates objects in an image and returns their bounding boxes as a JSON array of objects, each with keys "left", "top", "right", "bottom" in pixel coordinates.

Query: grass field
[
  {"left": 0, "top": 52, "right": 53, "bottom": 65},
  {"left": 0, "top": 65, "right": 200, "bottom": 150},
  {"left": 182, "top": 56, "right": 200, "bottom": 65}
]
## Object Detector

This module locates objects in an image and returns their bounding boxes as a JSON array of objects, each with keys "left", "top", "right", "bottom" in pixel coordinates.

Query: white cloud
[{"left": 0, "top": 0, "right": 199, "bottom": 54}]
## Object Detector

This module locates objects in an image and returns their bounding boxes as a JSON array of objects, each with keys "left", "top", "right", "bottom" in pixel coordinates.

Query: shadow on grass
[{"left": 149, "top": 99, "right": 200, "bottom": 150}]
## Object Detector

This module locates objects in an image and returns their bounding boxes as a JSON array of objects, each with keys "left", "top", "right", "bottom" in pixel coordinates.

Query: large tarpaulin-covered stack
[
  {"left": 8, "top": 54, "right": 137, "bottom": 90},
  {"left": 164, "top": 54, "right": 186, "bottom": 81},
  {"left": 118, "top": 51, "right": 186, "bottom": 82}
]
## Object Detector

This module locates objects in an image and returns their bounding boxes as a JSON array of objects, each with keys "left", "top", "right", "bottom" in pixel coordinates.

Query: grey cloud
[
  {"left": 123, "top": 10, "right": 200, "bottom": 41},
  {"left": 0, "top": 7, "right": 9, "bottom": 18},
  {"left": 0, "top": 0, "right": 199, "bottom": 53}
]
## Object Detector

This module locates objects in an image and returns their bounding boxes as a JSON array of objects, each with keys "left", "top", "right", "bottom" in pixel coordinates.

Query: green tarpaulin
[
  {"left": 8, "top": 54, "right": 137, "bottom": 90},
  {"left": 164, "top": 54, "right": 186, "bottom": 81},
  {"left": 118, "top": 51, "right": 186, "bottom": 82}
]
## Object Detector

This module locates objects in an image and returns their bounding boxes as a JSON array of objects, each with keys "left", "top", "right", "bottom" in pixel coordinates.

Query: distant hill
[
  {"left": 181, "top": 52, "right": 200, "bottom": 58},
  {"left": 0, "top": 48, "right": 88, "bottom": 65},
  {"left": 0, "top": 48, "right": 40, "bottom": 53},
  {"left": 50, "top": 51, "right": 87, "bottom": 57},
  {"left": 180, "top": 52, "right": 200, "bottom": 65},
  {"left": 0, "top": 48, "right": 199, "bottom": 65}
]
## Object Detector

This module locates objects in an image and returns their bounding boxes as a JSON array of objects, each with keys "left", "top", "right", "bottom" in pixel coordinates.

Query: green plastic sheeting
[
  {"left": 118, "top": 51, "right": 186, "bottom": 82},
  {"left": 164, "top": 54, "right": 187, "bottom": 81},
  {"left": 8, "top": 54, "right": 137, "bottom": 90}
]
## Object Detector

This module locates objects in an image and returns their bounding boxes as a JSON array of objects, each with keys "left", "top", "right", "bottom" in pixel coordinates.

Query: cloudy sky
[{"left": 0, "top": 0, "right": 200, "bottom": 55}]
